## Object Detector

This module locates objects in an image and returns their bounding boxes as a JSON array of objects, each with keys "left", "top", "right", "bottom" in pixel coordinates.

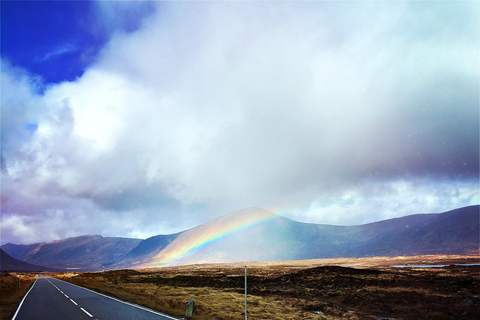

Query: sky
[{"left": 1, "top": 1, "right": 479, "bottom": 245}]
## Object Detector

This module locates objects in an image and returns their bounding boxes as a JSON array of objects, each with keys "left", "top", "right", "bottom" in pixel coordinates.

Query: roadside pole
[{"left": 245, "top": 266, "right": 247, "bottom": 320}]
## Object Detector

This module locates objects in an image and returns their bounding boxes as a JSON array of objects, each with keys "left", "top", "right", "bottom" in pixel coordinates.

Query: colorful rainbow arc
[{"left": 158, "top": 210, "right": 280, "bottom": 266}]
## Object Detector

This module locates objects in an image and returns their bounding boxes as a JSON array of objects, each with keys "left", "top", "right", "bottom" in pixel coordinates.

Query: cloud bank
[{"left": 1, "top": 1, "right": 478, "bottom": 244}]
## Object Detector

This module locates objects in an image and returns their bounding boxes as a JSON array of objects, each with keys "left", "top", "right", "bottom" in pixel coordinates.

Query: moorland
[
  {"left": 0, "top": 273, "right": 36, "bottom": 320},
  {"left": 44, "top": 255, "right": 480, "bottom": 320}
]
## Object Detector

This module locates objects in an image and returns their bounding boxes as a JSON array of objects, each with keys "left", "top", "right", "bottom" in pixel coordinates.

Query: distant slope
[
  {"left": 134, "top": 205, "right": 479, "bottom": 268},
  {"left": 2, "top": 206, "right": 478, "bottom": 270},
  {"left": 1, "top": 235, "right": 141, "bottom": 271},
  {"left": 121, "top": 208, "right": 285, "bottom": 268},
  {"left": 0, "top": 249, "right": 62, "bottom": 272},
  {"left": 345, "top": 205, "right": 480, "bottom": 257},
  {"left": 113, "top": 232, "right": 182, "bottom": 269}
]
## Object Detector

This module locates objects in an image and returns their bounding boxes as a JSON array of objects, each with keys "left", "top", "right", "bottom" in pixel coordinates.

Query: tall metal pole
[{"left": 245, "top": 266, "right": 247, "bottom": 320}]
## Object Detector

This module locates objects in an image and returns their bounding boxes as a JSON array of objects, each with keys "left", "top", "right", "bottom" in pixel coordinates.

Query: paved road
[{"left": 12, "top": 276, "right": 178, "bottom": 320}]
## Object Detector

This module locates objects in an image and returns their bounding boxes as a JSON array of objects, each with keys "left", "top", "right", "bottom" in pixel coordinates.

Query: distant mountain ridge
[
  {"left": 2, "top": 206, "right": 478, "bottom": 270},
  {"left": 0, "top": 249, "right": 63, "bottom": 272},
  {"left": 113, "top": 233, "right": 182, "bottom": 269},
  {"left": 1, "top": 235, "right": 141, "bottom": 271}
]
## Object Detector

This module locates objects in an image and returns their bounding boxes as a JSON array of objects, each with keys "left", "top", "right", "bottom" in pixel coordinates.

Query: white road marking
[
  {"left": 51, "top": 278, "right": 179, "bottom": 320},
  {"left": 11, "top": 277, "right": 38, "bottom": 320},
  {"left": 81, "top": 307, "right": 94, "bottom": 317},
  {"left": 44, "top": 277, "right": 96, "bottom": 318}
]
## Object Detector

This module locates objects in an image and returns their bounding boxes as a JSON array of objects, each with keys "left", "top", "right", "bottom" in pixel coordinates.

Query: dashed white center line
[
  {"left": 46, "top": 278, "right": 96, "bottom": 319},
  {"left": 80, "top": 307, "right": 94, "bottom": 317}
]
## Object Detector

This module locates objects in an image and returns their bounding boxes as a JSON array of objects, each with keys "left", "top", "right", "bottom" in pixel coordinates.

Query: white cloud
[
  {"left": 1, "top": 1, "right": 478, "bottom": 244},
  {"left": 36, "top": 44, "right": 78, "bottom": 63},
  {"left": 280, "top": 178, "right": 480, "bottom": 226}
]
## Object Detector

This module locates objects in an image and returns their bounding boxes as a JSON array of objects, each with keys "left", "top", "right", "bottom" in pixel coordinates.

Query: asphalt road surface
[{"left": 12, "top": 276, "right": 178, "bottom": 320}]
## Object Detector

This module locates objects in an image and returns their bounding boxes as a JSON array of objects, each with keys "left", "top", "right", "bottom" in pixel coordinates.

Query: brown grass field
[
  {"left": 1, "top": 255, "right": 479, "bottom": 320},
  {"left": 50, "top": 255, "right": 480, "bottom": 320},
  {"left": 0, "top": 273, "right": 36, "bottom": 320}
]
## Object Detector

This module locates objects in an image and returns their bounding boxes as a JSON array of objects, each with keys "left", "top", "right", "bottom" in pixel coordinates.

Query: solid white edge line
[
  {"left": 49, "top": 278, "right": 179, "bottom": 320},
  {"left": 70, "top": 299, "right": 78, "bottom": 305},
  {"left": 11, "top": 277, "right": 39, "bottom": 320},
  {"left": 80, "top": 307, "right": 94, "bottom": 317}
]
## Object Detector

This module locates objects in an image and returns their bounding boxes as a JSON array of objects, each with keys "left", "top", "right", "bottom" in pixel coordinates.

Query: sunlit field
[
  {"left": 54, "top": 255, "right": 480, "bottom": 320},
  {"left": 0, "top": 273, "right": 36, "bottom": 320}
]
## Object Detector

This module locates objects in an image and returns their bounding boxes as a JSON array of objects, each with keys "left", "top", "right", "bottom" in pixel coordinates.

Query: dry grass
[
  {"left": 0, "top": 273, "right": 36, "bottom": 320},
  {"left": 56, "top": 255, "right": 480, "bottom": 320},
  {"left": 61, "top": 274, "right": 336, "bottom": 319}
]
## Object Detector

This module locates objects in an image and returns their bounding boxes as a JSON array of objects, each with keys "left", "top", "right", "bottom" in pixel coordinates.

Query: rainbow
[{"left": 155, "top": 208, "right": 280, "bottom": 266}]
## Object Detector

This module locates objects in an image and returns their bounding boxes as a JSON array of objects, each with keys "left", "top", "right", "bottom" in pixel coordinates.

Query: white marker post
[{"left": 245, "top": 266, "right": 247, "bottom": 320}]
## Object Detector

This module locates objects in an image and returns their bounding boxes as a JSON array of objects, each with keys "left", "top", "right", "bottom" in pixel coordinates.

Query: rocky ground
[{"left": 57, "top": 255, "right": 480, "bottom": 320}]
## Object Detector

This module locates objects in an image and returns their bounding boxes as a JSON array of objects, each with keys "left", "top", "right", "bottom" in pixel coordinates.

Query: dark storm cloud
[{"left": 1, "top": 1, "right": 478, "bottom": 244}]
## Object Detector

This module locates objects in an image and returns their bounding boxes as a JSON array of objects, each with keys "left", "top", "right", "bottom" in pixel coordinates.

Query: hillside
[
  {"left": 2, "top": 206, "right": 478, "bottom": 270},
  {"left": 126, "top": 205, "right": 479, "bottom": 268},
  {"left": 113, "top": 232, "right": 182, "bottom": 269},
  {"left": 0, "top": 249, "right": 62, "bottom": 272},
  {"left": 1, "top": 235, "right": 141, "bottom": 271}
]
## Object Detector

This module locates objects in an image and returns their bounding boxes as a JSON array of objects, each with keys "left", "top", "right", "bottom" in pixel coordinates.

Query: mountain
[
  {"left": 0, "top": 249, "right": 63, "bottom": 272},
  {"left": 113, "top": 232, "right": 182, "bottom": 269},
  {"left": 116, "top": 207, "right": 286, "bottom": 268},
  {"left": 2, "top": 206, "right": 478, "bottom": 270},
  {"left": 119, "top": 205, "right": 479, "bottom": 268},
  {"left": 1, "top": 235, "right": 141, "bottom": 271}
]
